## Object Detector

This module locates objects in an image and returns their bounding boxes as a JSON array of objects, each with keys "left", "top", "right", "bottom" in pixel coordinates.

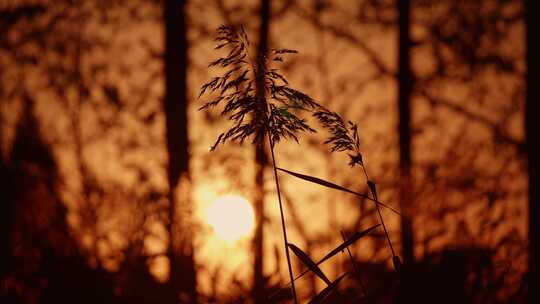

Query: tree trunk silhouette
[
  {"left": 163, "top": 0, "right": 197, "bottom": 302},
  {"left": 253, "top": 0, "right": 270, "bottom": 302},
  {"left": 398, "top": 0, "right": 414, "bottom": 267},
  {"left": 526, "top": 0, "right": 538, "bottom": 303},
  {"left": 0, "top": 102, "right": 12, "bottom": 282}
]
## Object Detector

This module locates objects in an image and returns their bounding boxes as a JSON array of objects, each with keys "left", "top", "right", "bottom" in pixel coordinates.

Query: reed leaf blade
[
  {"left": 276, "top": 167, "right": 401, "bottom": 215},
  {"left": 287, "top": 243, "right": 331, "bottom": 286},
  {"left": 308, "top": 273, "right": 348, "bottom": 304},
  {"left": 277, "top": 167, "right": 360, "bottom": 196},
  {"left": 317, "top": 224, "right": 380, "bottom": 265}
]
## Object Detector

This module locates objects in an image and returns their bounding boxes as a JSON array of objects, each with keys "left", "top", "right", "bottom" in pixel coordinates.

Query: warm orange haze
[
  {"left": 1, "top": 0, "right": 537, "bottom": 303},
  {"left": 206, "top": 195, "right": 255, "bottom": 242}
]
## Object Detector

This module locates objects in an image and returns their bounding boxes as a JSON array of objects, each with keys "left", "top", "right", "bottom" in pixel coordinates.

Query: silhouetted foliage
[
  {"left": 199, "top": 25, "right": 319, "bottom": 151},
  {"left": 200, "top": 24, "right": 402, "bottom": 302}
]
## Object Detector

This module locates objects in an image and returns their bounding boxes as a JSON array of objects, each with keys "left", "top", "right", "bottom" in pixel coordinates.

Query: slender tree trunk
[
  {"left": 0, "top": 110, "right": 12, "bottom": 280},
  {"left": 253, "top": 1, "right": 270, "bottom": 302},
  {"left": 526, "top": 1, "right": 538, "bottom": 303},
  {"left": 398, "top": 0, "right": 414, "bottom": 267},
  {"left": 254, "top": 145, "right": 266, "bottom": 302},
  {"left": 164, "top": 0, "right": 197, "bottom": 302}
]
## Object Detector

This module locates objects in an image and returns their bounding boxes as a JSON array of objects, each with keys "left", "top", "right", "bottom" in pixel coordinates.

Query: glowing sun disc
[{"left": 206, "top": 195, "right": 255, "bottom": 242}]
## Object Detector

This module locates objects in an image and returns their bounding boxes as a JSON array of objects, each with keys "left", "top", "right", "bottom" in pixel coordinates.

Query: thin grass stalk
[
  {"left": 371, "top": 188, "right": 396, "bottom": 256},
  {"left": 340, "top": 230, "right": 366, "bottom": 296},
  {"left": 268, "top": 137, "right": 298, "bottom": 304},
  {"left": 360, "top": 164, "right": 396, "bottom": 257}
]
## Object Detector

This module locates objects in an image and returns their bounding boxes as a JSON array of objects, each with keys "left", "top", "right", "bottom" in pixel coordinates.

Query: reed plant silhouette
[{"left": 199, "top": 25, "right": 401, "bottom": 303}]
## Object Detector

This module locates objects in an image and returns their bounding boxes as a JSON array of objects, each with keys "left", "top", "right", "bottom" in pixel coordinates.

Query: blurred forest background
[{"left": 1, "top": 0, "right": 537, "bottom": 303}]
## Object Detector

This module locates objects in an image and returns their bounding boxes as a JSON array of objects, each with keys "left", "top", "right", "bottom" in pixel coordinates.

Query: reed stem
[
  {"left": 361, "top": 165, "right": 396, "bottom": 257},
  {"left": 268, "top": 137, "right": 298, "bottom": 304}
]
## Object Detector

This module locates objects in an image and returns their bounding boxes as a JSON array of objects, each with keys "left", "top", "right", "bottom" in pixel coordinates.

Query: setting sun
[{"left": 205, "top": 195, "right": 255, "bottom": 242}]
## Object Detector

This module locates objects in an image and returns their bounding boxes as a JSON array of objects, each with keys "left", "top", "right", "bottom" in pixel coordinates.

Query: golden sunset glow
[{"left": 205, "top": 195, "right": 255, "bottom": 242}]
